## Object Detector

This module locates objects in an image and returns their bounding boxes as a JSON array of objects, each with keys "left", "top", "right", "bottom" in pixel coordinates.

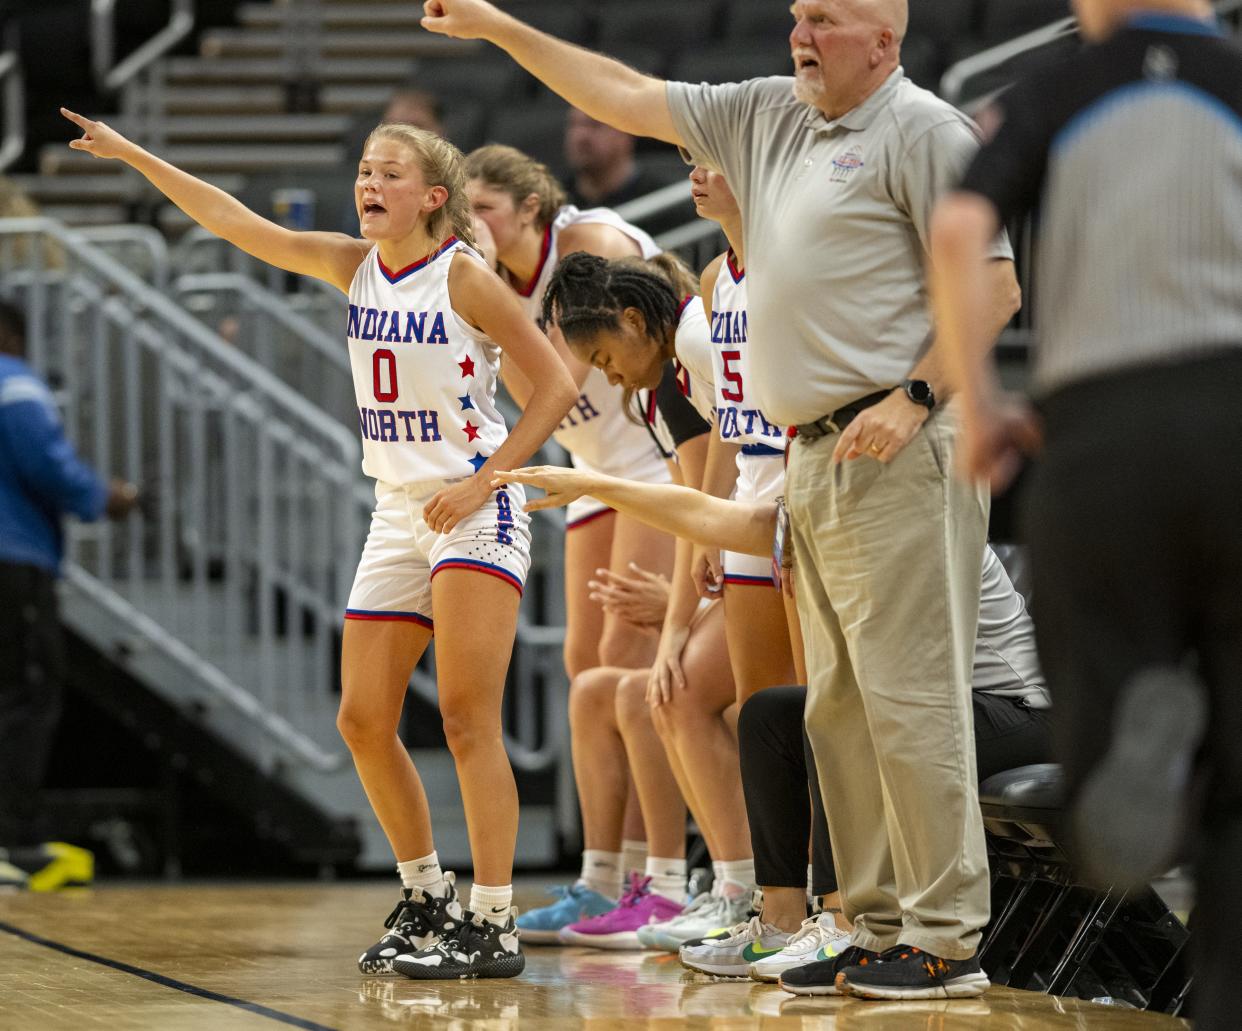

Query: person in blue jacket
[{"left": 0, "top": 299, "right": 140, "bottom": 853}]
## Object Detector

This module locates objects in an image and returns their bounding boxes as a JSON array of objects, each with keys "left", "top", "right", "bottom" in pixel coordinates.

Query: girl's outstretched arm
[
  {"left": 492, "top": 465, "right": 777, "bottom": 558},
  {"left": 62, "top": 108, "right": 369, "bottom": 293}
]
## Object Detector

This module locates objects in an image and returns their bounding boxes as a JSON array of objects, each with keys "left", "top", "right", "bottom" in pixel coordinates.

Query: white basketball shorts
[
  {"left": 723, "top": 447, "right": 786, "bottom": 587},
  {"left": 345, "top": 478, "right": 532, "bottom": 631}
]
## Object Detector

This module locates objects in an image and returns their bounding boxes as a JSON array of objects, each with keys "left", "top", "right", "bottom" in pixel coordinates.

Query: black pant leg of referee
[
  {"left": 739, "top": 686, "right": 836, "bottom": 897},
  {"left": 1023, "top": 355, "right": 1242, "bottom": 1031},
  {"left": 0, "top": 562, "right": 66, "bottom": 846}
]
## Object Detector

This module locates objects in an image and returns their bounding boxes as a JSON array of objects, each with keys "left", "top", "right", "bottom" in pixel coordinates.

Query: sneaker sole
[
  {"left": 516, "top": 927, "right": 572, "bottom": 945},
  {"left": 1074, "top": 666, "right": 1206, "bottom": 890},
  {"left": 778, "top": 977, "right": 841, "bottom": 997},
  {"left": 679, "top": 955, "right": 750, "bottom": 978},
  {"left": 840, "top": 971, "right": 990, "bottom": 1000},
  {"left": 392, "top": 954, "right": 526, "bottom": 980},
  {"left": 557, "top": 929, "right": 643, "bottom": 950},
  {"left": 750, "top": 960, "right": 806, "bottom": 983}
]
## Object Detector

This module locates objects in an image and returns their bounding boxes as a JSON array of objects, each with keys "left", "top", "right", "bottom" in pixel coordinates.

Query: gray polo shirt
[{"left": 667, "top": 69, "right": 1012, "bottom": 426}]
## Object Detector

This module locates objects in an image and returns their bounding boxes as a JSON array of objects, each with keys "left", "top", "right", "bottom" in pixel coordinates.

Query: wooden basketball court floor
[{"left": 0, "top": 882, "right": 1189, "bottom": 1029}]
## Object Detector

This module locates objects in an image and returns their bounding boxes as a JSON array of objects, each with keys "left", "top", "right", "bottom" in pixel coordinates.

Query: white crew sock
[
  {"left": 717, "top": 859, "right": 757, "bottom": 900},
  {"left": 621, "top": 839, "right": 648, "bottom": 879},
  {"left": 711, "top": 860, "right": 724, "bottom": 894},
  {"left": 397, "top": 852, "right": 448, "bottom": 897},
  {"left": 578, "top": 849, "right": 624, "bottom": 899},
  {"left": 645, "top": 856, "right": 686, "bottom": 903},
  {"left": 470, "top": 883, "right": 514, "bottom": 925}
]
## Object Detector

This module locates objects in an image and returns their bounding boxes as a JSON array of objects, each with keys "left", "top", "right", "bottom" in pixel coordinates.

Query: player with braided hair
[
  {"left": 544, "top": 252, "right": 763, "bottom": 948},
  {"left": 465, "top": 144, "right": 680, "bottom": 941}
]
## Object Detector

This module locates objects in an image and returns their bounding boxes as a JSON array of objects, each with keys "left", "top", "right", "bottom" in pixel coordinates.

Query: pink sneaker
[{"left": 558, "top": 873, "right": 684, "bottom": 950}]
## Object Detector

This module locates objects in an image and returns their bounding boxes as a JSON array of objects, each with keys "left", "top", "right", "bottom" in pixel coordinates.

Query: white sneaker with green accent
[
  {"left": 680, "top": 915, "right": 794, "bottom": 978},
  {"left": 638, "top": 890, "right": 752, "bottom": 953},
  {"left": 635, "top": 890, "right": 713, "bottom": 950},
  {"left": 748, "top": 913, "right": 852, "bottom": 982}
]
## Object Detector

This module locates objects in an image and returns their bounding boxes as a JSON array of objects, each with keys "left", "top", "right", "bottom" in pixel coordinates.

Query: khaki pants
[{"left": 786, "top": 406, "right": 990, "bottom": 959}]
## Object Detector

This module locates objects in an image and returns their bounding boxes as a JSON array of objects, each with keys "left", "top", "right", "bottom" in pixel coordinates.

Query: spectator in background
[
  {"left": 0, "top": 300, "right": 140, "bottom": 884},
  {"left": 564, "top": 109, "right": 693, "bottom": 237},
  {"left": 378, "top": 87, "right": 447, "bottom": 138},
  {"left": 0, "top": 176, "right": 65, "bottom": 269}
]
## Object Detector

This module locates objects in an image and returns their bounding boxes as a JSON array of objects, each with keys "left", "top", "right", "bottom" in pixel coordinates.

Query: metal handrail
[
  {"left": 91, "top": 0, "right": 195, "bottom": 92},
  {"left": 78, "top": 224, "right": 171, "bottom": 290},
  {"left": 940, "top": 17, "right": 1078, "bottom": 106},
  {"left": 0, "top": 45, "right": 24, "bottom": 172},
  {"left": 942, "top": 1, "right": 1242, "bottom": 107},
  {"left": 63, "top": 565, "right": 343, "bottom": 772},
  {"left": 0, "top": 218, "right": 358, "bottom": 462},
  {"left": 173, "top": 273, "right": 350, "bottom": 373},
  {"left": 615, "top": 178, "right": 693, "bottom": 225}
]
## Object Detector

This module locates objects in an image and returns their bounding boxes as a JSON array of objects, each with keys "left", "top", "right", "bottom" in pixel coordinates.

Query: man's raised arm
[{"left": 420, "top": 0, "right": 683, "bottom": 144}]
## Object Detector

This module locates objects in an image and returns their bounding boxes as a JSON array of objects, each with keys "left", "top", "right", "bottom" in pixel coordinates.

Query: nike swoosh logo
[
  {"left": 743, "top": 942, "right": 786, "bottom": 961},
  {"left": 816, "top": 944, "right": 847, "bottom": 961}
]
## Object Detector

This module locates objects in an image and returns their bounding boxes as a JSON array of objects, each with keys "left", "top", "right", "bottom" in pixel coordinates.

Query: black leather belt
[{"left": 794, "top": 390, "right": 892, "bottom": 440}]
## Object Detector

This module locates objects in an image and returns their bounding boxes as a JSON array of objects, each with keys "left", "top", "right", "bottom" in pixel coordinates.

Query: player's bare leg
[
  {"left": 563, "top": 512, "right": 616, "bottom": 678},
  {"left": 338, "top": 619, "right": 435, "bottom": 858},
  {"left": 430, "top": 568, "right": 522, "bottom": 888}
]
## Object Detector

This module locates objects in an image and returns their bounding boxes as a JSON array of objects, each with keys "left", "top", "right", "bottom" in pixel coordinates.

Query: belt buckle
[{"left": 818, "top": 416, "right": 841, "bottom": 436}]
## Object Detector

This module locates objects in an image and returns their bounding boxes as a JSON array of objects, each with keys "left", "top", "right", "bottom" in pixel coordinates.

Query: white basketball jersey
[
  {"left": 710, "top": 252, "right": 786, "bottom": 452},
  {"left": 347, "top": 237, "right": 509, "bottom": 484},
  {"left": 510, "top": 205, "right": 665, "bottom": 478},
  {"left": 672, "top": 296, "right": 716, "bottom": 425}
]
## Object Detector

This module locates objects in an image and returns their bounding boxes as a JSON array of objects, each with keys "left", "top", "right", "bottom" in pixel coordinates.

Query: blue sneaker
[{"left": 516, "top": 883, "right": 616, "bottom": 944}]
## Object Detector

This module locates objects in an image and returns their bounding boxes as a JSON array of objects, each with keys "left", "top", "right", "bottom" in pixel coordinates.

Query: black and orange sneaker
[
  {"left": 838, "top": 944, "right": 990, "bottom": 999},
  {"left": 778, "top": 944, "right": 878, "bottom": 996}
]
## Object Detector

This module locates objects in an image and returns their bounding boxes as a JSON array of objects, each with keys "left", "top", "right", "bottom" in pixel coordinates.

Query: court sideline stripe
[{"left": 0, "top": 920, "right": 339, "bottom": 1031}]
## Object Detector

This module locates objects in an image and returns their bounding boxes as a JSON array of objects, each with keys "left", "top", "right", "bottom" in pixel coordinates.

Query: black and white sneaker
[
  {"left": 392, "top": 909, "right": 525, "bottom": 980},
  {"left": 778, "top": 944, "right": 877, "bottom": 996},
  {"left": 838, "top": 944, "right": 990, "bottom": 999},
  {"left": 358, "top": 871, "right": 464, "bottom": 975}
]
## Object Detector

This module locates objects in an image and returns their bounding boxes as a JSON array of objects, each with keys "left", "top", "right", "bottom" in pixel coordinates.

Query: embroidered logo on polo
[{"left": 830, "top": 148, "right": 865, "bottom": 183}]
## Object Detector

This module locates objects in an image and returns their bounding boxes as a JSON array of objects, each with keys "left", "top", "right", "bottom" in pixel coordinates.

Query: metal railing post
[{"left": 0, "top": 32, "right": 25, "bottom": 172}]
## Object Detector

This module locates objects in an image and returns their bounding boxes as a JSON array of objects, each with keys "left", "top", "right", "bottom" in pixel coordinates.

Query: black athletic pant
[
  {"left": 0, "top": 561, "right": 65, "bottom": 846},
  {"left": 739, "top": 684, "right": 1052, "bottom": 896},
  {"left": 1024, "top": 353, "right": 1242, "bottom": 1031}
]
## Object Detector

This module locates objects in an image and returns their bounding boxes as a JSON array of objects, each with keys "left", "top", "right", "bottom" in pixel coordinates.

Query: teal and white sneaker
[
  {"left": 515, "top": 883, "right": 616, "bottom": 944},
  {"left": 748, "top": 912, "right": 852, "bottom": 983},
  {"left": 637, "top": 889, "right": 753, "bottom": 953},
  {"left": 680, "top": 915, "right": 794, "bottom": 978}
]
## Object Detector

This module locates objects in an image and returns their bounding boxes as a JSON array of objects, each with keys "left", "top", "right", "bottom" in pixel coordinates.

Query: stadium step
[
  {"left": 108, "top": 114, "right": 352, "bottom": 145},
  {"left": 162, "top": 85, "right": 288, "bottom": 115},
  {"left": 40, "top": 142, "right": 347, "bottom": 176},
  {"left": 200, "top": 28, "right": 460, "bottom": 59},
  {"left": 238, "top": 2, "right": 429, "bottom": 31},
  {"left": 164, "top": 55, "right": 442, "bottom": 86}
]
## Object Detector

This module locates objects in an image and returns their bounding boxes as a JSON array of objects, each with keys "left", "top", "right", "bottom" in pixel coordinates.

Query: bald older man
[{"left": 422, "top": 0, "right": 1020, "bottom": 999}]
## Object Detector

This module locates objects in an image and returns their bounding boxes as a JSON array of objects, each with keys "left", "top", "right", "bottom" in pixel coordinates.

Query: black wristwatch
[{"left": 901, "top": 379, "right": 936, "bottom": 411}]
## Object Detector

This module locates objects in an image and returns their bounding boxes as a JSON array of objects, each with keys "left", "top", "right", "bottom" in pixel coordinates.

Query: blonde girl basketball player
[
  {"left": 61, "top": 108, "right": 577, "bottom": 980},
  {"left": 464, "top": 145, "right": 675, "bottom": 680}
]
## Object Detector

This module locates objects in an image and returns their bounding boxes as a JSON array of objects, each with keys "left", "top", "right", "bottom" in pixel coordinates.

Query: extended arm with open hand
[
  {"left": 60, "top": 109, "right": 367, "bottom": 293},
  {"left": 490, "top": 466, "right": 776, "bottom": 558},
  {"left": 420, "top": 0, "right": 682, "bottom": 144}
]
